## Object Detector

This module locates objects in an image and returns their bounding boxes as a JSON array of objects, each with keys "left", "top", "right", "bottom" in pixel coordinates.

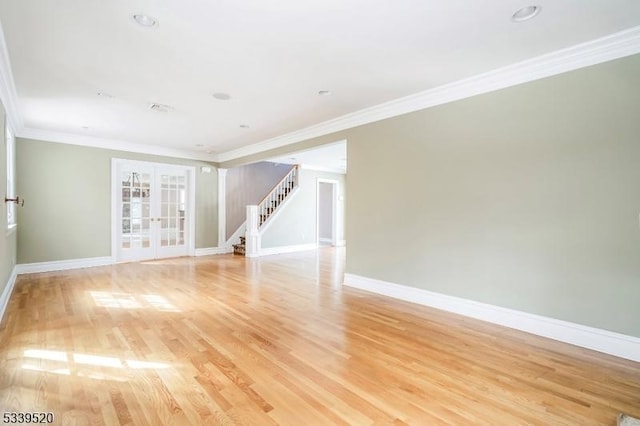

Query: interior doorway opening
[{"left": 317, "top": 179, "right": 338, "bottom": 247}]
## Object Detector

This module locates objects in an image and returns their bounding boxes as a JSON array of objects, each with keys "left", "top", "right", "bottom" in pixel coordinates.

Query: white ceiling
[
  {"left": 0, "top": 1, "right": 639, "bottom": 163},
  {"left": 268, "top": 140, "right": 347, "bottom": 174}
]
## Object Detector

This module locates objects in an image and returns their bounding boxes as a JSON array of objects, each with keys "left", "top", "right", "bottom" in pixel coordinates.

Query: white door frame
[
  {"left": 111, "top": 158, "right": 196, "bottom": 262},
  {"left": 316, "top": 178, "right": 338, "bottom": 246}
]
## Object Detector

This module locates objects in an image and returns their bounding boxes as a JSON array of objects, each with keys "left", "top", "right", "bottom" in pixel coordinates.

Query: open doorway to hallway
[{"left": 317, "top": 179, "right": 338, "bottom": 247}]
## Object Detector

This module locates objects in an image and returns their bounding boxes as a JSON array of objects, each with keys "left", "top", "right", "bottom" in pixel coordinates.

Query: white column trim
[
  {"left": 217, "top": 168, "right": 227, "bottom": 248},
  {"left": 245, "top": 205, "right": 260, "bottom": 257},
  {"left": 187, "top": 166, "right": 196, "bottom": 256}
]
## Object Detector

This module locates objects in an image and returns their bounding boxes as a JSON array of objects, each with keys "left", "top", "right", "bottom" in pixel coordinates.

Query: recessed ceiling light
[
  {"left": 511, "top": 5, "right": 541, "bottom": 22},
  {"left": 318, "top": 90, "right": 331, "bottom": 96},
  {"left": 239, "top": 124, "right": 250, "bottom": 129},
  {"left": 81, "top": 126, "right": 89, "bottom": 130},
  {"left": 133, "top": 14, "right": 158, "bottom": 28},
  {"left": 212, "top": 92, "right": 231, "bottom": 101},
  {"left": 96, "top": 92, "right": 113, "bottom": 98},
  {"left": 149, "top": 103, "right": 174, "bottom": 112}
]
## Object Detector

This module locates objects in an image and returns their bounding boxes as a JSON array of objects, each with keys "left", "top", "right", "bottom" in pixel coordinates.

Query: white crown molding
[
  {"left": 217, "top": 25, "right": 640, "bottom": 163},
  {"left": 343, "top": 273, "right": 640, "bottom": 363},
  {"left": 0, "top": 20, "right": 23, "bottom": 132},
  {"left": 0, "top": 266, "right": 18, "bottom": 326},
  {"left": 15, "top": 256, "right": 114, "bottom": 274},
  {"left": 17, "top": 127, "right": 217, "bottom": 162}
]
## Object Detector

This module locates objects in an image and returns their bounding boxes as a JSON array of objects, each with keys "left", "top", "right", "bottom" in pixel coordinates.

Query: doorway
[
  {"left": 112, "top": 159, "right": 195, "bottom": 262},
  {"left": 317, "top": 179, "right": 338, "bottom": 246}
]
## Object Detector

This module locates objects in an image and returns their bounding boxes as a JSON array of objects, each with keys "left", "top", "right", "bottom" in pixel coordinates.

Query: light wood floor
[{"left": 1, "top": 248, "right": 638, "bottom": 425}]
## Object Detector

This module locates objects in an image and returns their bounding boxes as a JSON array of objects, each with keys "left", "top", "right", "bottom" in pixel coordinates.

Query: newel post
[{"left": 245, "top": 205, "right": 260, "bottom": 257}]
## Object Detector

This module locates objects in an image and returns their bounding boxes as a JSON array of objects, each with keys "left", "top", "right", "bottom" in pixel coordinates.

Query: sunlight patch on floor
[
  {"left": 21, "top": 349, "right": 170, "bottom": 382},
  {"left": 89, "top": 291, "right": 180, "bottom": 312}
]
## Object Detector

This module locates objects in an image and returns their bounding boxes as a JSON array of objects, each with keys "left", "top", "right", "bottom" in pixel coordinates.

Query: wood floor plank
[{"left": 0, "top": 247, "right": 639, "bottom": 425}]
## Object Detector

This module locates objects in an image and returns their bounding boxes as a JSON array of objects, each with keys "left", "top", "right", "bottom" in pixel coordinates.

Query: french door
[{"left": 112, "top": 159, "right": 195, "bottom": 262}]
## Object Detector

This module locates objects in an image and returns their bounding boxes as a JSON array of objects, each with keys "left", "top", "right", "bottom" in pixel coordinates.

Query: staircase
[
  {"left": 233, "top": 165, "right": 299, "bottom": 256},
  {"left": 233, "top": 236, "right": 246, "bottom": 255}
]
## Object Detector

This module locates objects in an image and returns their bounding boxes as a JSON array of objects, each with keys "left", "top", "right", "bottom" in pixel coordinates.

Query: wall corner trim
[
  {"left": 0, "top": 266, "right": 18, "bottom": 325},
  {"left": 15, "top": 256, "right": 114, "bottom": 275},
  {"left": 194, "top": 247, "right": 231, "bottom": 256},
  {"left": 343, "top": 273, "right": 640, "bottom": 363}
]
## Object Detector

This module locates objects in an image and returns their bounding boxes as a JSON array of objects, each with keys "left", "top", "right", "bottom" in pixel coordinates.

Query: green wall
[
  {"left": 261, "top": 168, "right": 345, "bottom": 249},
  {"left": 226, "top": 54, "right": 640, "bottom": 337},
  {"left": 345, "top": 54, "right": 640, "bottom": 337},
  {"left": 16, "top": 139, "right": 218, "bottom": 263},
  {"left": 0, "top": 101, "right": 17, "bottom": 305}
]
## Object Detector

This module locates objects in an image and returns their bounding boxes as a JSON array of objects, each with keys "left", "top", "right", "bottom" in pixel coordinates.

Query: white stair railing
[
  {"left": 245, "top": 165, "right": 299, "bottom": 257},
  {"left": 257, "top": 165, "right": 298, "bottom": 228}
]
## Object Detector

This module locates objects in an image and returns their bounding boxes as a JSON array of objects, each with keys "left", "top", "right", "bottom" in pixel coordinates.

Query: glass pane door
[
  {"left": 156, "top": 169, "right": 188, "bottom": 258},
  {"left": 114, "top": 161, "right": 191, "bottom": 262},
  {"left": 118, "top": 166, "right": 154, "bottom": 261}
]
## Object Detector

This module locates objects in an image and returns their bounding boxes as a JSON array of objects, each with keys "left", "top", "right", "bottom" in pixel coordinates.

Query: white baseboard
[
  {"left": 0, "top": 266, "right": 17, "bottom": 325},
  {"left": 195, "top": 247, "right": 231, "bottom": 256},
  {"left": 16, "top": 256, "right": 114, "bottom": 274},
  {"left": 343, "top": 273, "right": 640, "bottom": 363},
  {"left": 259, "top": 243, "right": 318, "bottom": 257}
]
